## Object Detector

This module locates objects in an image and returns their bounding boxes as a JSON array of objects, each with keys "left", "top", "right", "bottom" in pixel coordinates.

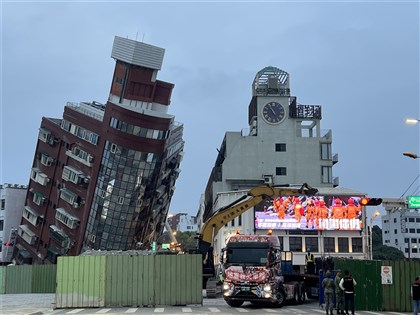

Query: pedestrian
[
  {"left": 412, "top": 276, "right": 420, "bottom": 315},
  {"left": 339, "top": 270, "right": 357, "bottom": 315},
  {"left": 305, "top": 247, "right": 315, "bottom": 274},
  {"left": 335, "top": 269, "right": 344, "bottom": 314},
  {"left": 322, "top": 270, "right": 335, "bottom": 315}
]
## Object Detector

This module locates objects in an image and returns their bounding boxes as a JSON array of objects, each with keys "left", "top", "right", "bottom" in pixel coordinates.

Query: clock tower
[{"left": 248, "top": 66, "right": 322, "bottom": 138}]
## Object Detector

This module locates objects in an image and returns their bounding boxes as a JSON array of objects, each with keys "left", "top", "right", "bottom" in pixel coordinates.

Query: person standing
[
  {"left": 412, "top": 276, "right": 420, "bottom": 315},
  {"left": 339, "top": 270, "right": 357, "bottom": 315},
  {"left": 322, "top": 271, "right": 335, "bottom": 315},
  {"left": 305, "top": 247, "right": 315, "bottom": 274},
  {"left": 335, "top": 269, "right": 344, "bottom": 314}
]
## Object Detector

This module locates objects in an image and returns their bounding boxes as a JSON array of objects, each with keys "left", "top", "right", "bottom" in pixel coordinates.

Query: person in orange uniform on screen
[
  {"left": 305, "top": 199, "right": 317, "bottom": 229},
  {"left": 331, "top": 198, "right": 346, "bottom": 229},
  {"left": 346, "top": 198, "right": 361, "bottom": 220},
  {"left": 294, "top": 198, "right": 304, "bottom": 223},
  {"left": 273, "top": 197, "right": 286, "bottom": 219},
  {"left": 316, "top": 199, "right": 329, "bottom": 229}
]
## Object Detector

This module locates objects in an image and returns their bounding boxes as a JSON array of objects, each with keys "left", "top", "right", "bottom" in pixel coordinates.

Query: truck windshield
[{"left": 226, "top": 248, "right": 268, "bottom": 265}]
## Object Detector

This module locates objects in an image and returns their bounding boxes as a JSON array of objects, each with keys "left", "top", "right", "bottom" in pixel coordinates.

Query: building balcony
[{"left": 332, "top": 153, "right": 339, "bottom": 165}]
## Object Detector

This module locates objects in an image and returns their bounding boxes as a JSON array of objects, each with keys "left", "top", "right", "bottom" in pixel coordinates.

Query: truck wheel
[
  {"left": 276, "top": 287, "right": 286, "bottom": 307},
  {"left": 225, "top": 299, "right": 244, "bottom": 307}
]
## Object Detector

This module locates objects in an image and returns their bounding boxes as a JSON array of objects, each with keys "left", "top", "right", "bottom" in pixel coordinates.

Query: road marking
[
  {"left": 208, "top": 307, "right": 221, "bottom": 312},
  {"left": 262, "top": 309, "right": 278, "bottom": 313},
  {"left": 311, "top": 309, "right": 326, "bottom": 314},
  {"left": 66, "top": 310, "right": 84, "bottom": 314},
  {"left": 287, "top": 308, "right": 309, "bottom": 313},
  {"left": 96, "top": 309, "right": 112, "bottom": 313},
  {"left": 182, "top": 307, "right": 192, "bottom": 312},
  {"left": 125, "top": 308, "right": 138, "bottom": 313},
  {"left": 154, "top": 308, "right": 164, "bottom": 313},
  {"left": 235, "top": 308, "right": 249, "bottom": 312}
]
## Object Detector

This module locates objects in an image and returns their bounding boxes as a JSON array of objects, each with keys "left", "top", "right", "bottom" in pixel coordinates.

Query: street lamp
[
  {"left": 403, "top": 152, "right": 419, "bottom": 159},
  {"left": 369, "top": 210, "right": 380, "bottom": 260},
  {"left": 405, "top": 118, "right": 420, "bottom": 125}
]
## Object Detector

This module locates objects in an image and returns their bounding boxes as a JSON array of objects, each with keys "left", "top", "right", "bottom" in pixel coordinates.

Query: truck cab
[{"left": 219, "top": 234, "right": 287, "bottom": 307}]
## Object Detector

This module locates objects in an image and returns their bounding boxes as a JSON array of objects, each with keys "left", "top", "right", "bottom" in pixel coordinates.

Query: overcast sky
[{"left": 1, "top": 1, "right": 419, "bottom": 221}]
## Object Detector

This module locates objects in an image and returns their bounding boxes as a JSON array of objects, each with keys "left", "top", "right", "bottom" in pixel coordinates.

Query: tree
[
  {"left": 175, "top": 231, "right": 198, "bottom": 250},
  {"left": 371, "top": 225, "right": 405, "bottom": 260}
]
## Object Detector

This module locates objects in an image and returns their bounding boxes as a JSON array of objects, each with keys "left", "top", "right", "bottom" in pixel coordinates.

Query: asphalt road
[{"left": 0, "top": 294, "right": 412, "bottom": 315}]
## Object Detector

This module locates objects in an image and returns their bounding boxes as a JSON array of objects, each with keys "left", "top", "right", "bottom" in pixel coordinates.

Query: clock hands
[{"left": 269, "top": 104, "right": 276, "bottom": 116}]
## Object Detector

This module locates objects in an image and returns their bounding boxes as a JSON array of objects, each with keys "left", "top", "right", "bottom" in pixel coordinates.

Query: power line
[{"left": 400, "top": 175, "right": 420, "bottom": 199}]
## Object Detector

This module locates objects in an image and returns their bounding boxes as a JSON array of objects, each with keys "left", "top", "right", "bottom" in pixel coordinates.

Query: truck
[
  {"left": 196, "top": 183, "right": 320, "bottom": 306},
  {"left": 219, "top": 233, "right": 307, "bottom": 307}
]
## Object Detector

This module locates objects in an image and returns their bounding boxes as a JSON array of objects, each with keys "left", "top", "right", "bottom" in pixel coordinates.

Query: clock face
[{"left": 262, "top": 102, "right": 285, "bottom": 124}]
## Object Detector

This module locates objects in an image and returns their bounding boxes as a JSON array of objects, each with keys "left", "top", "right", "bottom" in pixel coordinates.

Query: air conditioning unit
[
  {"left": 73, "top": 202, "right": 80, "bottom": 208},
  {"left": 87, "top": 155, "right": 94, "bottom": 162},
  {"left": 83, "top": 177, "right": 90, "bottom": 184},
  {"left": 263, "top": 175, "right": 273, "bottom": 184}
]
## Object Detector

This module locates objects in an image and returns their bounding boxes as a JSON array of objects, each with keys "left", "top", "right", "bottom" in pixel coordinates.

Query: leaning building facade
[{"left": 13, "top": 36, "right": 184, "bottom": 264}]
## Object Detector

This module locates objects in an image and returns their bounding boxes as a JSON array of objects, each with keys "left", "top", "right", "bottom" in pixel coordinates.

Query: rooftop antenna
[
  {"left": 142, "top": 33, "right": 145, "bottom": 42},
  {"left": 136, "top": 31, "right": 138, "bottom": 41}
]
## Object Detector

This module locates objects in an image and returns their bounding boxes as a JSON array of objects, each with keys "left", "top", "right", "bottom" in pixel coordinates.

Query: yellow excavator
[{"left": 195, "top": 183, "right": 318, "bottom": 297}]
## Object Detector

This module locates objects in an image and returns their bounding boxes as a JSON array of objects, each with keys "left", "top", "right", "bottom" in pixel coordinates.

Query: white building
[
  {"left": 197, "top": 66, "right": 372, "bottom": 269},
  {"left": 381, "top": 198, "right": 420, "bottom": 259},
  {"left": 0, "top": 184, "right": 27, "bottom": 264},
  {"left": 168, "top": 213, "right": 197, "bottom": 232}
]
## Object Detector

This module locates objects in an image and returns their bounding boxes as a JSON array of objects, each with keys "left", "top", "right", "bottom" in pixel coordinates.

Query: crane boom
[
  {"left": 198, "top": 183, "right": 318, "bottom": 282},
  {"left": 200, "top": 183, "right": 318, "bottom": 245}
]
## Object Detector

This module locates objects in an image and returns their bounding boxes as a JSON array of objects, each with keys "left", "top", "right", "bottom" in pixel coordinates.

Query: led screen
[{"left": 254, "top": 195, "right": 364, "bottom": 231}]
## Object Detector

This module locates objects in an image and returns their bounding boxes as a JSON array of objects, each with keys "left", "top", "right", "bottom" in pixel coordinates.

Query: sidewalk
[{"left": 0, "top": 294, "right": 55, "bottom": 315}]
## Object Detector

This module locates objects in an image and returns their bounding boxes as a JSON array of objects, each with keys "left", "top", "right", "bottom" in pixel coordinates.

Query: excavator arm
[
  {"left": 200, "top": 183, "right": 318, "bottom": 245},
  {"left": 198, "top": 183, "right": 318, "bottom": 283}
]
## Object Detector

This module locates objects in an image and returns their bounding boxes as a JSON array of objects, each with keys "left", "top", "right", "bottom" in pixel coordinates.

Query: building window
[
  {"left": 416, "top": 218, "right": 420, "bottom": 223},
  {"left": 275, "top": 143, "right": 286, "bottom": 152},
  {"left": 276, "top": 167, "right": 287, "bottom": 176},
  {"left": 32, "top": 191, "right": 45, "bottom": 206},
  {"left": 0, "top": 199, "right": 5, "bottom": 210},
  {"left": 0, "top": 220, "right": 3, "bottom": 231},
  {"left": 38, "top": 128, "right": 52, "bottom": 143},
  {"left": 405, "top": 238, "right": 409, "bottom": 243},
  {"left": 411, "top": 238, "right": 417, "bottom": 243},
  {"left": 40, "top": 153, "right": 54, "bottom": 166},
  {"left": 394, "top": 218, "right": 397, "bottom": 223},
  {"left": 60, "top": 188, "right": 78, "bottom": 205},
  {"left": 321, "top": 166, "right": 332, "bottom": 184},
  {"left": 30, "top": 168, "right": 50, "bottom": 186},
  {"left": 305, "top": 237, "right": 318, "bottom": 252},
  {"left": 338, "top": 237, "right": 349, "bottom": 252},
  {"left": 394, "top": 229, "right": 398, "bottom": 234},
  {"left": 321, "top": 143, "right": 332, "bottom": 160},
  {"left": 352, "top": 238, "right": 363, "bottom": 252},
  {"left": 410, "top": 228, "right": 415, "bottom": 233},
  {"left": 62, "top": 166, "right": 85, "bottom": 184},
  {"left": 23, "top": 206, "right": 42, "bottom": 226},
  {"left": 324, "top": 237, "right": 335, "bottom": 253},
  {"left": 18, "top": 224, "right": 37, "bottom": 245},
  {"left": 409, "top": 218, "right": 415, "bottom": 222},
  {"left": 289, "top": 237, "right": 302, "bottom": 251},
  {"left": 55, "top": 208, "right": 80, "bottom": 229}
]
